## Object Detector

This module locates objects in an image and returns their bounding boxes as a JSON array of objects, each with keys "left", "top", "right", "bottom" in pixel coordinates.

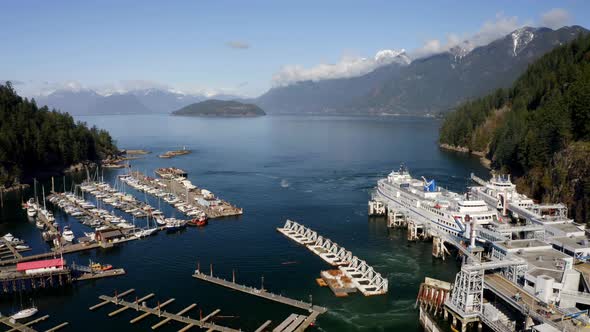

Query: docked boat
[
  {"left": 373, "top": 165, "right": 498, "bottom": 240},
  {"left": 10, "top": 307, "right": 38, "bottom": 320},
  {"left": 165, "top": 218, "right": 187, "bottom": 231},
  {"left": 90, "top": 261, "right": 113, "bottom": 271},
  {"left": 188, "top": 215, "right": 208, "bottom": 227},
  {"left": 35, "top": 220, "right": 45, "bottom": 229},
  {"left": 134, "top": 228, "right": 158, "bottom": 238},
  {"left": 61, "top": 226, "right": 75, "bottom": 242},
  {"left": 3, "top": 233, "right": 15, "bottom": 242},
  {"left": 154, "top": 216, "right": 166, "bottom": 226}
]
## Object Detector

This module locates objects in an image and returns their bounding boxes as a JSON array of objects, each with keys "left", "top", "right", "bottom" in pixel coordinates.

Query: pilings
[
  {"left": 368, "top": 200, "right": 386, "bottom": 216},
  {"left": 432, "top": 236, "right": 449, "bottom": 260},
  {"left": 0, "top": 269, "right": 72, "bottom": 295}
]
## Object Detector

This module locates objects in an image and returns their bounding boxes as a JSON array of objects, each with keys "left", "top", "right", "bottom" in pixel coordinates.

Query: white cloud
[
  {"left": 411, "top": 13, "right": 524, "bottom": 59},
  {"left": 95, "top": 80, "right": 171, "bottom": 95},
  {"left": 226, "top": 41, "right": 250, "bottom": 49},
  {"left": 541, "top": 8, "right": 571, "bottom": 29},
  {"left": 272, "top": 49, "right": 410, "bottom": 86}
]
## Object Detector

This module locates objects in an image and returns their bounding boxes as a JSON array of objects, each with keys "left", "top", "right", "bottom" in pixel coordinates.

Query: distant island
[{"left": 172, "top": 99, "right": 266, "bottom": 117}]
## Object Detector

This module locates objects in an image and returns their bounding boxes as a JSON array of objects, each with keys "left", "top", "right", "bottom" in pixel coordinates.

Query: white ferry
[{"left": 373, "top": 166, "right": 499, "bottom": 239}]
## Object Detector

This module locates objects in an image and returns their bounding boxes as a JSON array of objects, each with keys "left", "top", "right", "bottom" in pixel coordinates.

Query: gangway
[{"left": 561, "top": 290, "right": 590, "bottom": 306}]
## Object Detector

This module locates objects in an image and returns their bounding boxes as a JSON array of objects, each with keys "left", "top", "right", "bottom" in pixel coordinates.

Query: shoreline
[{"left": 439, "top": 143, "right": 491, "bottom": 169}]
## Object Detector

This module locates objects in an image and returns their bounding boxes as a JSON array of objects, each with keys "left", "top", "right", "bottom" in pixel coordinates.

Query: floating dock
[
  {"left": 193, "top": 269, "right": 326, "bottom": 331},
  {"left": 0, "top": 314, "right": 68, "bottom": 332},
  {"left": 90, "top": 288, "right": 242, "bottom": 332},
  {"left": 122, "top": 171, "right": 242, "bottom": 219},
  {"left": 277, "top": 219, "right": 388, "bottom": 296},
  {"left": 193, "top": 269, "right": 327, "bottom": 314},
  {"left": 79, "top": 181, "right": 156, "bottom": 219}
]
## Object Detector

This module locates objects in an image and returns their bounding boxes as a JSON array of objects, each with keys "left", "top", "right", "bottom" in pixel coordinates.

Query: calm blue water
[{"left": 0, "top": 115, "right": 489, "bottom": 331}]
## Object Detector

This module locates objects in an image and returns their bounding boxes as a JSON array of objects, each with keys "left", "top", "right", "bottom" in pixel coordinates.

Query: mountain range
[
  {"left": 35, "top": 88, "right": 240, "bottom": 115},
  {"left": 255, "top": 25, "right": 588, "bottom": 115},
  {"left": 33, "top": 25, "right": 588, "bottom": 116}
]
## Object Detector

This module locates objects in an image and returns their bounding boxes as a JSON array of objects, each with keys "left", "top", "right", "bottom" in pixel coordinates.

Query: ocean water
[{"left": 0, "top": 115, "right": 489, "bottom": 331}]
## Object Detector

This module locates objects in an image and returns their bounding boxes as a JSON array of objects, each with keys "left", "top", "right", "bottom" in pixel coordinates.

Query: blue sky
[{"left": 1, "top": 0, "right": 588, "bottom": 97}]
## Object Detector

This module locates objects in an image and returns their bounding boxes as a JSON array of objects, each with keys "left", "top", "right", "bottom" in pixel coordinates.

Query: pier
[
  {"left": 193, "top": 269, "right": 326, "bottom": 331},
  {"left": 79, "top": 181, "right": 155, "bottom": 219},
  {"left": 122, "top": 171, "right": 242, "bottom": 219},
  {"left": 0, "top": 314, "right": 68, "bottom": 332},
  {"left": 90, "top": 288, "right": 241, "bottom": 332},
  {"left": 0, "top": 239, "right": 32, "bottom": 262},
  {"left": 193, "top": 269, "right": 327, "bottom": 314},
  {"left": 277, "top": 219, "right": 388, "bottom": 296}
]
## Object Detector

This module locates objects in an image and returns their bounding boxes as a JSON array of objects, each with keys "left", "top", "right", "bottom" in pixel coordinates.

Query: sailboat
[
  {"left": 39, "top": 186, "right": 55, "bottom": 222},
  {"left": 11, "top": 306, "right": 38, "bottom": 320},
  {"left": 11, "top": 293, "right": 38, "bottom": 320},
  {"left": 134, "top": 214, "right": 159, "bottom": 238}
]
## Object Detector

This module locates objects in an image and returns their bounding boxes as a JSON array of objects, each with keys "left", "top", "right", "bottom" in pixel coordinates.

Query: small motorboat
[
  {"left": 15, "top": 244, "right": 30, "bottom": 250},
  {"left": 27, "top": 206, "right": 37, "bottom": 217},
  {"left": 188, "top": 216, "right": 208, "bottom": 227},
  {"left": 11, "top": 306, "right": 38, "bottom": 320},
  {"left": 90, "top": 261, "right": 113, "bottom": 271},
  {"left": 61, "top": 226, "right": 75, "bottom": 242},
  {"left": 165, "top": 219, "right": 187, "bottom": 231},
  {"left": 36, "top": 220, "right": 45, "bottom": 229}
]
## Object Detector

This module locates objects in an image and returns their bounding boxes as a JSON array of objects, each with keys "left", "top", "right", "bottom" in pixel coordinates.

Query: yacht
[{"left": 61, "top": 226, "right": 75, "bottom": 242}]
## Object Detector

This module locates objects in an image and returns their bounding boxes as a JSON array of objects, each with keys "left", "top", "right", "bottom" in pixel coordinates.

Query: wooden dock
[
  {"left": 127, "top": 171, "right": 243, "bottom": 219},
  {"left": 0, "top": 242, "right": 100, "bottom": 266},
  {"left": 0, "top": 239, "right": 31, "bottom": 261},
  {"left": 0, "top": 313, "right": 68, "bottom": 332},
  {"left": 192, "top": 270, "right": 327, "bottom": 314},
  {"left": 90, "top": 289, "right": 240, "bottom": 332}
]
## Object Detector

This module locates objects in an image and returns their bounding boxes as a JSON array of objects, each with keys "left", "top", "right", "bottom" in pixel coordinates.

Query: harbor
[
  {"left": 369, "top": 167, "right": 590, "bottom": 332},
  {"left": 121, "top": 170, "right": 243, "bottom": 219},
  {"left": 3, "top": 114, "right": 587, "bottom": 331}
]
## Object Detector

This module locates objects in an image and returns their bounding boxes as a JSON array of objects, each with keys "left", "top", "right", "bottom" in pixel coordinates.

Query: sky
[{"left": 1, "top": 0, "right": 589, "bottom": 98}]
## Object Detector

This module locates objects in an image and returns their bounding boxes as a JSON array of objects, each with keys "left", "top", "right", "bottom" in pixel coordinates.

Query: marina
[
  {"left": 121, "top": 170, "right": 243, "bottom": 219},
  {"left": 3, "top": 114, "right": 586, "bottom": 331},
  {"left": 90, "top": 288, "right": 310, "bottom": 332}
]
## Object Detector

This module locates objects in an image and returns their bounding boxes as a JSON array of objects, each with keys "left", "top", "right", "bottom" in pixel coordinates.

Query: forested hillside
[
  {"left": 0, "top": 82, "right": 118, "bottom": 188},
  {"left": 439, "top": 33, "right": 590, "bottom": 223}
]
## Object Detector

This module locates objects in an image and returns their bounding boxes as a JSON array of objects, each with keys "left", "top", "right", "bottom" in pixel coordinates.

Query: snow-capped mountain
[
  {"left": 511, "top": 27, "right": 536, "bottom": 56},
  {"left": 255, "top": 25, "right": 588, "bottom": 114}
]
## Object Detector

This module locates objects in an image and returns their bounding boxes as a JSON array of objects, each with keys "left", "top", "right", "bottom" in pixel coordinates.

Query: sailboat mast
[
  {"left": 42, "top": 186, "right": 46, "bottom": 210},
  {"left": 33, "top": 178, "right": 38, "bottom": 204}
]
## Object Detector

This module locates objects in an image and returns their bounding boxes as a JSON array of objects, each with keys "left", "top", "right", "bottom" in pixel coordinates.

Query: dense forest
[
  {"left": 0, "top": 82, "right": 118, "bottom": 188},
  {"left": 439, "top": 33, "right": 590, "bottom": 223},
  {"left": 173, "top": 99, "right": 266, "bottom": 117}
]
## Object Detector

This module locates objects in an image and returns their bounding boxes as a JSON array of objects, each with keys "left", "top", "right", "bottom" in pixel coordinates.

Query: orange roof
[{"left": 17, "top": 258, "right": 64, "bottom": 271}]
